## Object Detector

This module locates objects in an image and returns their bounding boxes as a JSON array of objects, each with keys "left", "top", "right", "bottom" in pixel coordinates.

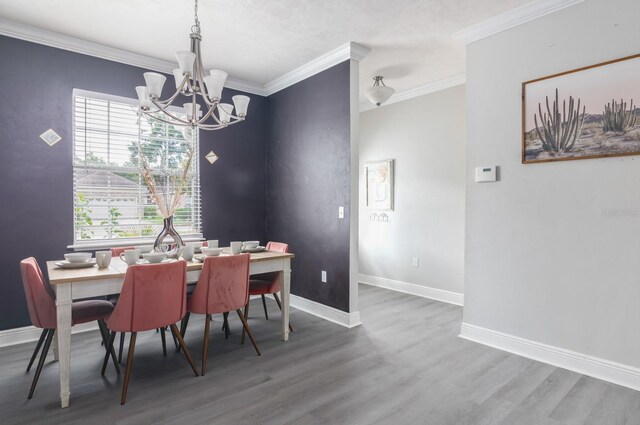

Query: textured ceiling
[{"left": 0, "top": 0, "right": 531, "bottom": 99}]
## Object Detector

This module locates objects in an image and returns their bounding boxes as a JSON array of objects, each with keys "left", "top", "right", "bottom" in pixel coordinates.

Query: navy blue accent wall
[
  {"left": 199, "top": 94, "right": 267, "bottom": 246},
  {"left": 266, "top": 61, "right": 352, "bottom": 312},
  {"left": 0, "top": 36, "right": 266, "bottom": 330}
]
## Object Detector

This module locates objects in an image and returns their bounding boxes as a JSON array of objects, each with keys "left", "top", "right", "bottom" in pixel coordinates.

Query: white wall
[
  {"left": 359, "top": 85, "right": 466, "bottom": 299},
  {"left": 464, "top": 0, "right": 640, "bottom": 377}
]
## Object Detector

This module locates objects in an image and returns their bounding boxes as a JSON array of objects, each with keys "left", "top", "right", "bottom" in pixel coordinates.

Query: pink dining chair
[
  {"left": 20, "top": 257, "right": 119, "bottom": 399},
  {"left": 242, "top": 241, "right": 292, "bottom": 344},
  {"left": 110, "top": 246, "right": 178, "bottom": 363},
  {"left": 182, "top": 253, "right": 260, "bottom": 376},
  {"left": 101, "top": 260, "right": 198, "bottom": 404},
  {"left": 110, "top": 246, "right": 135, "bottom": 256}
]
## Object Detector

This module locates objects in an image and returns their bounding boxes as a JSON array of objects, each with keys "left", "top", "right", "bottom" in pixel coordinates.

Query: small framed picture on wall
[{"left": 365, "top": 159, "right": 394, "bottom": 210}]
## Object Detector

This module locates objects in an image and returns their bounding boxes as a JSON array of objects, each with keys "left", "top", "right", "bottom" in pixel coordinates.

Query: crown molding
[
  {"left": 360, "top": 73, "right": 465, "bottom": 112},
  {"left": 453, "top": 0, "right": 585, "bottom": 44},
  {"left": 225, "top": 78, "right": 268, "bottom": 97},
  {"left": 0, "top": 18, "right": 370, "bottom": 98},
  {"left": 0, "top": 18, "right": 175, "bottom": 72},
  {"left": 0, "top": 18, "right": 268, "bottom": 96},
  {"left": 264, "top": 42, "right": 371, "bottom": 95}
]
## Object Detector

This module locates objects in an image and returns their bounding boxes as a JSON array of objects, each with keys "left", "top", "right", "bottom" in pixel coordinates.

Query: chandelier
[{"left": 135, "top": 0, "right": 249, "bottom": 130}]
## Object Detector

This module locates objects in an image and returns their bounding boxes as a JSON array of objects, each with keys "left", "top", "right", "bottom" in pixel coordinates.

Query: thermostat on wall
[{"left": 475, "top": 166, "right": 497, "bottom": 182}]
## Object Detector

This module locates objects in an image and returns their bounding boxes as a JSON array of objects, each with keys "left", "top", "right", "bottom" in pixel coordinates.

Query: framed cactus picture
[{"left": 522, "top": 53, "right": 640, "bottom": 164}]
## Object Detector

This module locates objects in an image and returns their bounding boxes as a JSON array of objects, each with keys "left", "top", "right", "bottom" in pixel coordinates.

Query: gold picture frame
[{"left": 522, "top": 53, "right": 640, "bottom": 164}]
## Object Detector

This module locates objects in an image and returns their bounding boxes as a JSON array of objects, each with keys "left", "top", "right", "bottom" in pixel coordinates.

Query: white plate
[
  {"left": 193, "top": 253, "right": 232, "bottom": 262},
  {"left": 55, "top": 259, "right": 97, "bottom": 269},
  {"left": 136, "top": 258, "right": 176, "bottom": 265},
  {"left": 243, "top": 246, "right": 266, "bottom": 253}
]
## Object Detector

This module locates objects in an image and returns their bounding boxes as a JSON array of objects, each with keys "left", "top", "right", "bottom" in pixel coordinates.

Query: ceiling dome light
[{"left": 365, "top": 76, "right": 395, "bottom": 107}]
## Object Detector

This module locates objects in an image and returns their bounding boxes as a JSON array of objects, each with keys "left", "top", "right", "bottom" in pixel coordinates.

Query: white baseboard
[
  {"left": 459, "top": 322, "right": 640, "bottom": 392},
  {"left": 359, "top": 274, "right": 464, "bottom": 306},
  {"left": 290, "top": 294, "right": 361, "bottom": 328},
  {"left": 0, "top": 322, "right": 99, "bottom": 348}
]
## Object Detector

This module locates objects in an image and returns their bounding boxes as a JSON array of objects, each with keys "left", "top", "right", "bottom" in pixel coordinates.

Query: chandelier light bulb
[
  {"left": 135, "top": 86, "right": 151, "bottom": 109},
  {"left": 232, "top": 95, "right": 250, "bottom": 118},
  {"left": 176, "top": 51, "right": 196, "bottom": 76},
  {"left": 172, "top": 69, "right": 186, "bottom": 90},
  {"left": 143, "top": 72, "right": 167, "bottom": 99},
  {"left": 217, "top": 103, "right": 234, "bottom": 124}
]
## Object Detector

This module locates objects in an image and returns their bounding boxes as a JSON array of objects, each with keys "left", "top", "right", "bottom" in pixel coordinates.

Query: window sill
[{"left": 67, "top": 235, "right": 204, "bottom": 251}]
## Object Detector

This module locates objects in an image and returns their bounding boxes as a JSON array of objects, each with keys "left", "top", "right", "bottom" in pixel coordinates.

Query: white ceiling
[{"left": 0, "top": 0, "right": 531, "bottom": 100}]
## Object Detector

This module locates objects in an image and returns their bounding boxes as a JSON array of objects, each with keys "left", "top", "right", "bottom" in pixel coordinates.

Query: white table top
[{"left": 47, "top": 248, "right": 294, "bottom": 285}]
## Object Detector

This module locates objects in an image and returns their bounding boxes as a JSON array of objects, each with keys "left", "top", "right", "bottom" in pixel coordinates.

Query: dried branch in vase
[{"left": 136, "top": 120, "right": 197, "bottom": 219}]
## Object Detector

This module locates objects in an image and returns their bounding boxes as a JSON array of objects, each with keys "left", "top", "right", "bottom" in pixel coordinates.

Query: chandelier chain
[{"left": 192, "top": 0, "right": 201, "bottom": 34}]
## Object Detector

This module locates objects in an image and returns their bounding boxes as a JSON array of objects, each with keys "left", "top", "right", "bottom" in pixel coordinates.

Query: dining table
[{"left": 46, "top": 248, "right": 294, "bottom": 408}]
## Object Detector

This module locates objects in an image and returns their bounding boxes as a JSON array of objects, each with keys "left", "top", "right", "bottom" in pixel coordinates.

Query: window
[{"left": 72, "top": 89, "right": 201, "bottom": 246}]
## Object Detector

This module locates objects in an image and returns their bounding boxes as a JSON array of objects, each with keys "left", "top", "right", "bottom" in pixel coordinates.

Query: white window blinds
[{"left": 72, "top": 89, "right": 201, "bottom": 244}]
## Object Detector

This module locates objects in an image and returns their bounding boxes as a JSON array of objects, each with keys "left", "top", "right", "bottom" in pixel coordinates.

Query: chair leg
[
  {"left": 202, "top": 315, "right": 211, "bottom": 376},
  {"left": 178, "top": 312, "right": 191, "bottom": 353},
  {"left": 26, "top": 329, "right": 48, "bottom": 372},
  {"left": 98, "top": 321, "right": 120, "bottom": 373},
  {"left": 170, "top": 324, "right": 199, "bottom": 377},
  {"left": 118, "top": 332, "right": 125, "bottom": 363},
  {"left": 273, "top": 293, "right": 293, "bottom": 332},
  {"left": 222, "top": 312, "right": 230, "bottom": 339},
  {"left": 170, "top": 326, "right": 179, "bottom": 349},
  {"left": 261, "top": 294, "right": 269, "bottom": 320},
  {"left": 28, "top": 329, "right": 54, "bottom": 399},
  {"left": 101, "top": 331, "right": 117, "bottom": 376},
  {"left": 236, "top": 309, "right": 261, "bottom": 356},
  {"left": 241, "top": 303, "right": 249, "bottom": 344},
  {"left": 121, "top": 332, "right": 137, "bottom": 405},
  {"left": 160, "top": 327, "right": 167, "bottom": 357}
]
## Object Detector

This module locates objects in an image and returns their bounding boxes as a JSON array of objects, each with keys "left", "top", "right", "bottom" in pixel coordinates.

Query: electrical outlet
[
  {"left": 338, "top": 206, "right": 344, "bottom": 219},
  {"left": 412, "top": 257, "right": 419, "bottom": 267},
  {"left": 321, "top": 270, "right": 327, "bottom": 283}
]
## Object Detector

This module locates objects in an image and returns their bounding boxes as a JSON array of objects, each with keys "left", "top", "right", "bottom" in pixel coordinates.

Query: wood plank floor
[{"left": 1, "top": 284, "right": 638, "bottom": 424}]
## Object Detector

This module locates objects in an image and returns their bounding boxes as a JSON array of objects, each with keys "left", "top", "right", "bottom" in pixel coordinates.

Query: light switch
[
  {"left": 338, "top": 206, "right": 344, "bottom": 219},
  {"left": 321, "top": 271, "right": 327, "bottom": 283},
  {"left": 412, "top": 257, "right": 419, "bottom": 267}
]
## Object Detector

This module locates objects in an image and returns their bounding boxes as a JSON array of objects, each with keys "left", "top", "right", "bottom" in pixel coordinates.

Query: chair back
[
  {"left": 106, "top": 260, "right": 187, "bottom": 332},
  {"left": 266, "top": 241, "right": 288, "bottom": 253},
  {"left": 188, "top": 254, "right": 250, "bottom": 315},
  {"left": 20, "top": 258, "right": 56, "bottom": 329},
  {"left": 250, "top": 242, "right": 288, "bottom": 294},
  {"left": 111, "top": 246, "right": 135, "bottom": 256}
]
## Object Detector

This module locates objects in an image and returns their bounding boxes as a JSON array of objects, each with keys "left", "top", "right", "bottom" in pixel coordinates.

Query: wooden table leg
[
  {"left": 52, "top": 329, "right": 59, "bottom": 361},
  {"left": 55, "top": 283, "right": 72, "bottom": 408},
  {"left": 281, "top": 258, "right": 291, "bottom": 341}
]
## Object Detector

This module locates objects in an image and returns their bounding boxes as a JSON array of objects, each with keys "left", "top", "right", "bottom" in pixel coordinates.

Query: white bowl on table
[
  {"left": 141, "top": 252, "right": 167, "bottom": 263},
  {"left": 64, "top": 252, "right": 92, "bottom": 263},
  {"left": 201, "top": 247, "right": 223, "bottom": 257},
  {"left": 243, "top": 241, "right": 260, "bottom": 250},
  {"left": 138, "top": 245, "right": 154, "bottom": 254}
]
